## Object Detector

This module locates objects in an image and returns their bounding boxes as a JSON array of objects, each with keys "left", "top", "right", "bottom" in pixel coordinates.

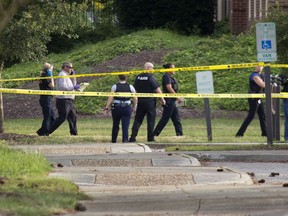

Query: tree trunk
[{"left": 0, "top": 60, "right": 4, "bottom": 134}]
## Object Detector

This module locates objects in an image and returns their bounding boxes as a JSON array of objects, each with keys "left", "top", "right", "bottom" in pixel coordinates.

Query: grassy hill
[{"left": 3, "top": 29, "right": 279, "bottom": 115}]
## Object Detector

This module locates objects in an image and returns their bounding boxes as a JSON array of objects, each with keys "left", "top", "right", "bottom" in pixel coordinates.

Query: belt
[
  {"left": 113, "top": 103, "right": 130, "bottom": 107},
  {"left": 57, "top": 98, "right": 74, "bottom": 101}
]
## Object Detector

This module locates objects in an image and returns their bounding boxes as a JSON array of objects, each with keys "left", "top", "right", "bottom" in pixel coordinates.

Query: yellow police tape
[
  {"left": 1, "top": 62, "right": 288, "bottom": 98},
  {"left": 1, "top": 88, "right": 288, "bottom": 99},
  {"left": 1, "top": 62, "right": 288, "bottom": 83},
  {"left": 0, "top": 62, "right": 270, "bottom": 83}
]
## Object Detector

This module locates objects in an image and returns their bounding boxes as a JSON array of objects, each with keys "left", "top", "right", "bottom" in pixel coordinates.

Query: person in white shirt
[
  {"left": 49, "top": 62, "right": 80, "bottom": 135},
  {"left": 104, "top": 75, "right": 137, "bottom": 143}
]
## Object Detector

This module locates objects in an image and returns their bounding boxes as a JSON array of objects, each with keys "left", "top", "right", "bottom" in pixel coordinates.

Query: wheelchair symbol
[{"left": 262, "top": 40, "right": 272, "bottom": 50}]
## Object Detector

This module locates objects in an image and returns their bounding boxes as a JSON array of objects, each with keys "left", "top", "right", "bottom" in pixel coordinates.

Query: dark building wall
[
  {"left": 227, "top": 0, "right": 288, "bottom": 34},
  {"left": 229, "top": 0, "right": 249, "bottom": 34}
]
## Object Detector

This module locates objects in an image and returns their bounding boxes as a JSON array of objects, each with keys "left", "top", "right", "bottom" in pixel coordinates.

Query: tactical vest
[
  {"left": 114, "top": 83, "right": 131, "bottom": 101},
  {"left": 249, "top": 72, "right": 262, "bottom": 93}
]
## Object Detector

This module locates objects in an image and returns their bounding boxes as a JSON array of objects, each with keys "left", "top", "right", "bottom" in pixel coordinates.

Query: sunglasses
[{"left": 66, "top": 66, "right": 73, "bottom": 69}]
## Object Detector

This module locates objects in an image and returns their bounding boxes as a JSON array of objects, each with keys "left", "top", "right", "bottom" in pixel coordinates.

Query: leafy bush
[{"left": 163, "top": 33, "right": 260, "bottom": 111}]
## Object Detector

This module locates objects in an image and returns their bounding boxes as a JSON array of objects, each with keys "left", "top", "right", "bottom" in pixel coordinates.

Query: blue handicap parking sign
[{"left": 261, "top": 40, "right": 272, "bottom": 50}]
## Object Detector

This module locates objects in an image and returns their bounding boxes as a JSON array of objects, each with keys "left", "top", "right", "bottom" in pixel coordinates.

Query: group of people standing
[
  {"left": 37, "top": 62, "right": 288, "bottom": 142},
  {"left": 37, "top": 61, "right": 183, "bottom": 143},
  {"left": 105, "top": 62, "right": 183, "bottom": 143}
]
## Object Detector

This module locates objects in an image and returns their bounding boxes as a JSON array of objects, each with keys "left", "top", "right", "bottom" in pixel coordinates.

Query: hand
[
  {"left": 73, "top": 84, "right": 80, "bottom": 90},
  {"left": 177, "top": 97, "right": 184, "bottom": 103},
  {"left": 103, "top": 107, "right": 110, "bottom": 113},
  {"left": 71, "top": 69, "right": 75, "bottom": 75},
  {"left": 161, "top": 98, "right": 166, "bottom": 106}
]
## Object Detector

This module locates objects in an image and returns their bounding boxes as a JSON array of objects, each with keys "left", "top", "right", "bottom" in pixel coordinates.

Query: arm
[
  {"left": 104, "top": 85, "right": 116, "bottom": 111},
  {"left": 48, "top": 79, "right": 54, "bottom": 88},
  {"left": 47, "top": 69, "right": 54, "bottom": 88},
  {"left": 166, "top": 84, "right": 175, "bottom": 93},
  {"left": 253, "top": 76, "right": 265, "bottom": 88},
  {"left": 132, "top": 96, "right": 138, "bottom": 112},
  {"left": 57, "top": 72, "right": 74, "bottom": 91},
  {"left": 166, "top": 83, "right": 183, "bottom": 103},
  {"left": 57, "top": 77, "right": 74, "bottom": 91},
  {"left": 104, "top": 96, "right": 113, "bottom": 111},
  {"left": 155, "top": 87, "right": 166, "bottom": 105},
  {"left": 130, "top": 85, "right": 137, "bottom": 112}
]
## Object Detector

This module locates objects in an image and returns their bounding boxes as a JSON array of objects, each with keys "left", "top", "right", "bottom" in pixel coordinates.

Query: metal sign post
[
  {"left": 264, "top": 66, "right": 273, "bottom": 145},
  {"left": 256, "top": 22, "right": 277, "bottom": 145},
  {"left": 272, "top": 84, "right": 281, "bottom": 141},
  {"left": 196, "top": 71, "right": 214, "bottom": 141}
]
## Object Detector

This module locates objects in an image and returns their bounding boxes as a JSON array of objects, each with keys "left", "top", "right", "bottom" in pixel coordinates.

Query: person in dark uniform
[
  {"left": 129, "top": 62, "right": 165, "bottom": 142},
  {"left": 278, "top": 74, "right": 288, "bottom": 141},
  {"left": 236, "top": 66, "right": 266, "bottom": 137},
  {"left": 104, "top": 75, "right": 137, "bottom": 143},
  {"left": 153, "top": 63, "right": 183, "bottom": 136},
  {"left": 36, "top": 63, "right": 56, "bottom": 136}
]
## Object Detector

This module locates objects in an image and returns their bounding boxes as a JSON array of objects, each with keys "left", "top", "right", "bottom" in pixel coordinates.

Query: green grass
[
  {"left": 2, "top": 116, "right": 287, "bottom": 215},
  {"left": 0, "top": 143, "right": 88, "bottom": 216},
  {"left": 4, "top": 116, "right": 286, "bottom": 145}
]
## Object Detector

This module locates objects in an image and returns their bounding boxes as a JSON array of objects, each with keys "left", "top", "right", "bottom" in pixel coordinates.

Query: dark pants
[
  {"left": 283, "top": 99, "right": 288, "bottom": 140},
  {"left": 111, "top": 104, "right": 132, "bottom": 143},
  {"left": 236, "top": 98, "right": 267, "bottom": 136},
  {"left": 49, "top": 98, "right": 77, "bottom": 135},
  {"left": 130, "top": 99, "right": 156, "bottom": 141},
  {"left": 37, "top": 95, "right": 55, "bottom": 136},
  {"left": 154, "top": 101, "right": 183, "bottom": 136}
]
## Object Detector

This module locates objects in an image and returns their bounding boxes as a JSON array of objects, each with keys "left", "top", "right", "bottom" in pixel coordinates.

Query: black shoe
[
  {"left": 148, "top": 139, "right": 156, "bottom": 142},
  {"left": 235, "top": 134, "right": 243, "bottom": 137},
  {"left": 129, "top": 137, "right": 136, "bottom": 142},
  {"left": 176, "top": 133, "right": 183, "bottom": 136},
  {"left": 36, "top": 130, "right": 45, "bottom": 136},
  {"left": 153, "top": 132, "right": 159, "bottom": 137}
]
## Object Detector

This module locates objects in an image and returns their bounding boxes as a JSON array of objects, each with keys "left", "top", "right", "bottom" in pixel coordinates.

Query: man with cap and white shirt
[{"left": 49, "top": 62, "right": 80, "bottom": 135}]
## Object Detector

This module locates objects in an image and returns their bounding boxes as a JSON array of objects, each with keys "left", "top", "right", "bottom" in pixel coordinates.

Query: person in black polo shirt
[
  {"left": 235, "top": 66, "right": 266, "bottom": 137},
  {"left": 153, "top": 63, "right": 183, "bottom": 137},
  {"left": 129, "top": 62, "right": 165, "bottom": 142},
  {"left": 36, "top": 63, "right": 56, "bottom": 136},
  {"left": 104, "top": 75, "right": 137, "bottom": 143}
]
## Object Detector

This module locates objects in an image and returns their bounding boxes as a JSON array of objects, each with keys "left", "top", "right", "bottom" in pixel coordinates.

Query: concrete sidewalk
[
  {"left": 11, "top": 143, "right": 254, "bottom": 187},
  {"left": 10, "top": 143, "right": 152, "bottom": 155},
  {"left": 13, "top": 143, "right": 288, "bottom": 215},
  {"left": 185, "top": 150, "right": 288, "bottom": 162}
]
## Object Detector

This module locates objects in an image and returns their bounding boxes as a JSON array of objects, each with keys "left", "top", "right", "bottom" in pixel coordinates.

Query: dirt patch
[
  {"left": 3, "top": 50, "right": 170, "bottom": 119},
  {"left": 0, "top": 133, "right": 36, "bottom": 141}
]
